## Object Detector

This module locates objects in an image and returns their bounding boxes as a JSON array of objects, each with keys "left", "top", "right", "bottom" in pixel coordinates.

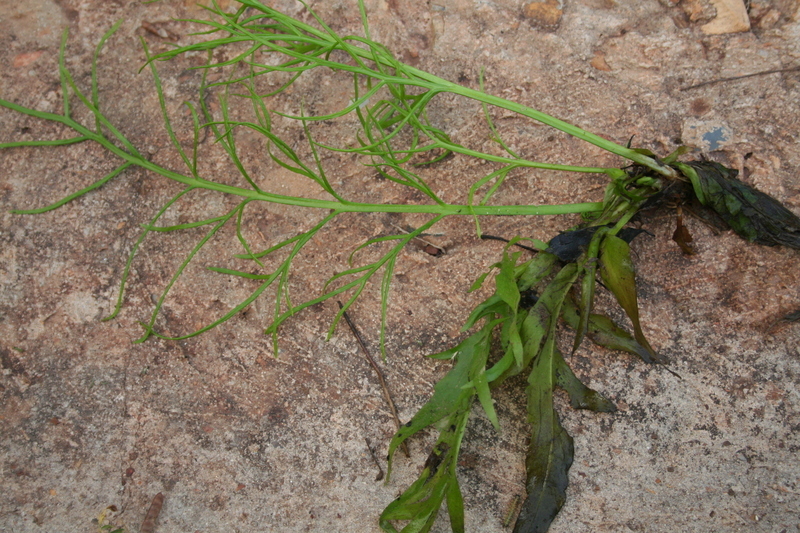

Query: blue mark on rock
[{"left": 703, "top": 127, "right": 729, "bottom": 151}]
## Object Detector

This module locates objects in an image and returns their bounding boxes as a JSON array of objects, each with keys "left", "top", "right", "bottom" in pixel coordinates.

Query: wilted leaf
[
  {"left": 682, "top": 161, "right": 800, "bottom": 249},
  {"left": 553, "top": 347, "right": 616, "bottom": 412},
  {"left": 672, "top": 209, "right": 696, "bottom": 255},
  {"left": 599, "top": 235, "right": 660, "bottom": 363},
  {"left": 547, "top": 225, "right": 650, "bottom": 263},
  {"left": 561, "top": 297, "right": 663, "bottom": 363}
]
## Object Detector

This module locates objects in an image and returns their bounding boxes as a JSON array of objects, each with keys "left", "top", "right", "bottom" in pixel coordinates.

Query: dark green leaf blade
[
  {"left": 496, "top": 250, "right": 523, "bottom": 366},
  {"left": 513, "top": 337, "right": 575, "bottom": 533},
  {"left": 386, "top": 325, "right": 491, "bottom": 469},
  {"left": 517, "top": 252, "right": 558, "bottom": 292},
  {"left": 599, "top": 235, "right": 660, "bottom": 363},
  {"left": 571, "top": 228, "right": 606, "bottom": 354},
  {"left": 493, "top": 262, "right": 579, "bottom": 385}
]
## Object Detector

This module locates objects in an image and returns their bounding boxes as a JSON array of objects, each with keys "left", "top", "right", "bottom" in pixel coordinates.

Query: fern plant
[{"left": 3, "top": 1, "right": 789, "bottom": 532}]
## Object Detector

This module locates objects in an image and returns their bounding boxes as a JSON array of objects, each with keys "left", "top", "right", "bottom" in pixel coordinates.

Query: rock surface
[{"left": 1, "top": 1, "right": 799, "bottom": 532}]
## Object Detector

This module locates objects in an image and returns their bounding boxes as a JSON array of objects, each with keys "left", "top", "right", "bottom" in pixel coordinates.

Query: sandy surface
[{"left": 1, "top": 1, "right": 799, "bottom": 532}]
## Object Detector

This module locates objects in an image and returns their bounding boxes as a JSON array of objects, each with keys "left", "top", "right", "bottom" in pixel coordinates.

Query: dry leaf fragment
[
  {"left": 590, "top": 51, "right": 612, "bottom": 72},
  {"left": 140, "top": 492, "right": 164, "bottom": 533},
  {"left": 13, "top": 51, "right": 45, "bottom": 68}
]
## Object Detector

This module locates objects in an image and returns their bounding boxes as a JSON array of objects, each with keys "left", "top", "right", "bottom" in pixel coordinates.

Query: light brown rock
[
  {"left": 523, "top": 0, "right": 563, "bottom": 29},
  {"left": 701, "top": 0, "right": 751, "bottom": 34}
]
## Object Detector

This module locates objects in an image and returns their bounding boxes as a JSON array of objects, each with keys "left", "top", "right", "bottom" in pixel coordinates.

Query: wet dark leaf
[
  {"left": 782, "top": 309, "right": 800, "bottom": 322},
  {"left": 547, "top": 225, "right": 650, "bottom": 262},
  {"left": 546, "top": 227, "right": 597, "bottom": 262},
  {"left": 519, "top": 289, "right": 539, "bottom": 309},
  {"left": 683, "top": 161, "right": 800, "bottom": 249}
]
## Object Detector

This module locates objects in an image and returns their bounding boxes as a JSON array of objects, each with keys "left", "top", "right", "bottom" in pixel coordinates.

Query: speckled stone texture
[{"left": 1, "top": 1, "right": 799, "bottom": 532}]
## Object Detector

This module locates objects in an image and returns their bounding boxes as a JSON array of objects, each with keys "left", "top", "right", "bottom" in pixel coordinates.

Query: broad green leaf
[
  {"left": 500, "top": 262, "right": 579, "bottom": 533},
  {"left": 468, "top": 270, "right": 491, "bottom": 292},
  {"left": 517, "top": 252, "right": 558, "bottom": 292},
  {"left": 386, "top": 324, "right": 492, "bottom": 470},
  {"left": 673, "top": 161, "right": 706, "bottom": 204},
  {"left": 572, "top": 259, "right": 597, "bottom": 354},
  {"left": 599, "top": 235, "right": 659, "bottom": 363},
  {"left": 445, "top": 477, "right": 465, "bottom": 533},
  {"left": 493, "top": 262, "right": 579, "bottom": 385},
  {"left": 462, "top": 294, "right": 506, "bottom": 331},
  {"left": 473, "top": 369, "right": 500, "bottom": 431},
  {"left": 661, "top": 145, "right": 691, "bottom": 164}
]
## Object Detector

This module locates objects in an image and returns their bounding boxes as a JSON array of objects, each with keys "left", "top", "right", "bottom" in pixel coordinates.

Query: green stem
[{"left": 0, "top": 98, "right": 602, "bottom": 217}]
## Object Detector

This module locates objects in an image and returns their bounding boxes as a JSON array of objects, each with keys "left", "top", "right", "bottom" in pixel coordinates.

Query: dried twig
[
  {"left": 389, "top": 223, "right": 446, "bottom": 255},
  {"left": 681, "top": 65, "right": 800, "bottom": 91},
  {"left": 337, "top": 301, "right": 410, "bottom": 458},
  {"left": 140, "top": 21, "right": 179, "bottom": 41},
  {"left": 365, "top": 438, "right": 386, "bottom": 481},
  {"left": 480, "top": 234, "right": 541, "bottom": 254}
]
